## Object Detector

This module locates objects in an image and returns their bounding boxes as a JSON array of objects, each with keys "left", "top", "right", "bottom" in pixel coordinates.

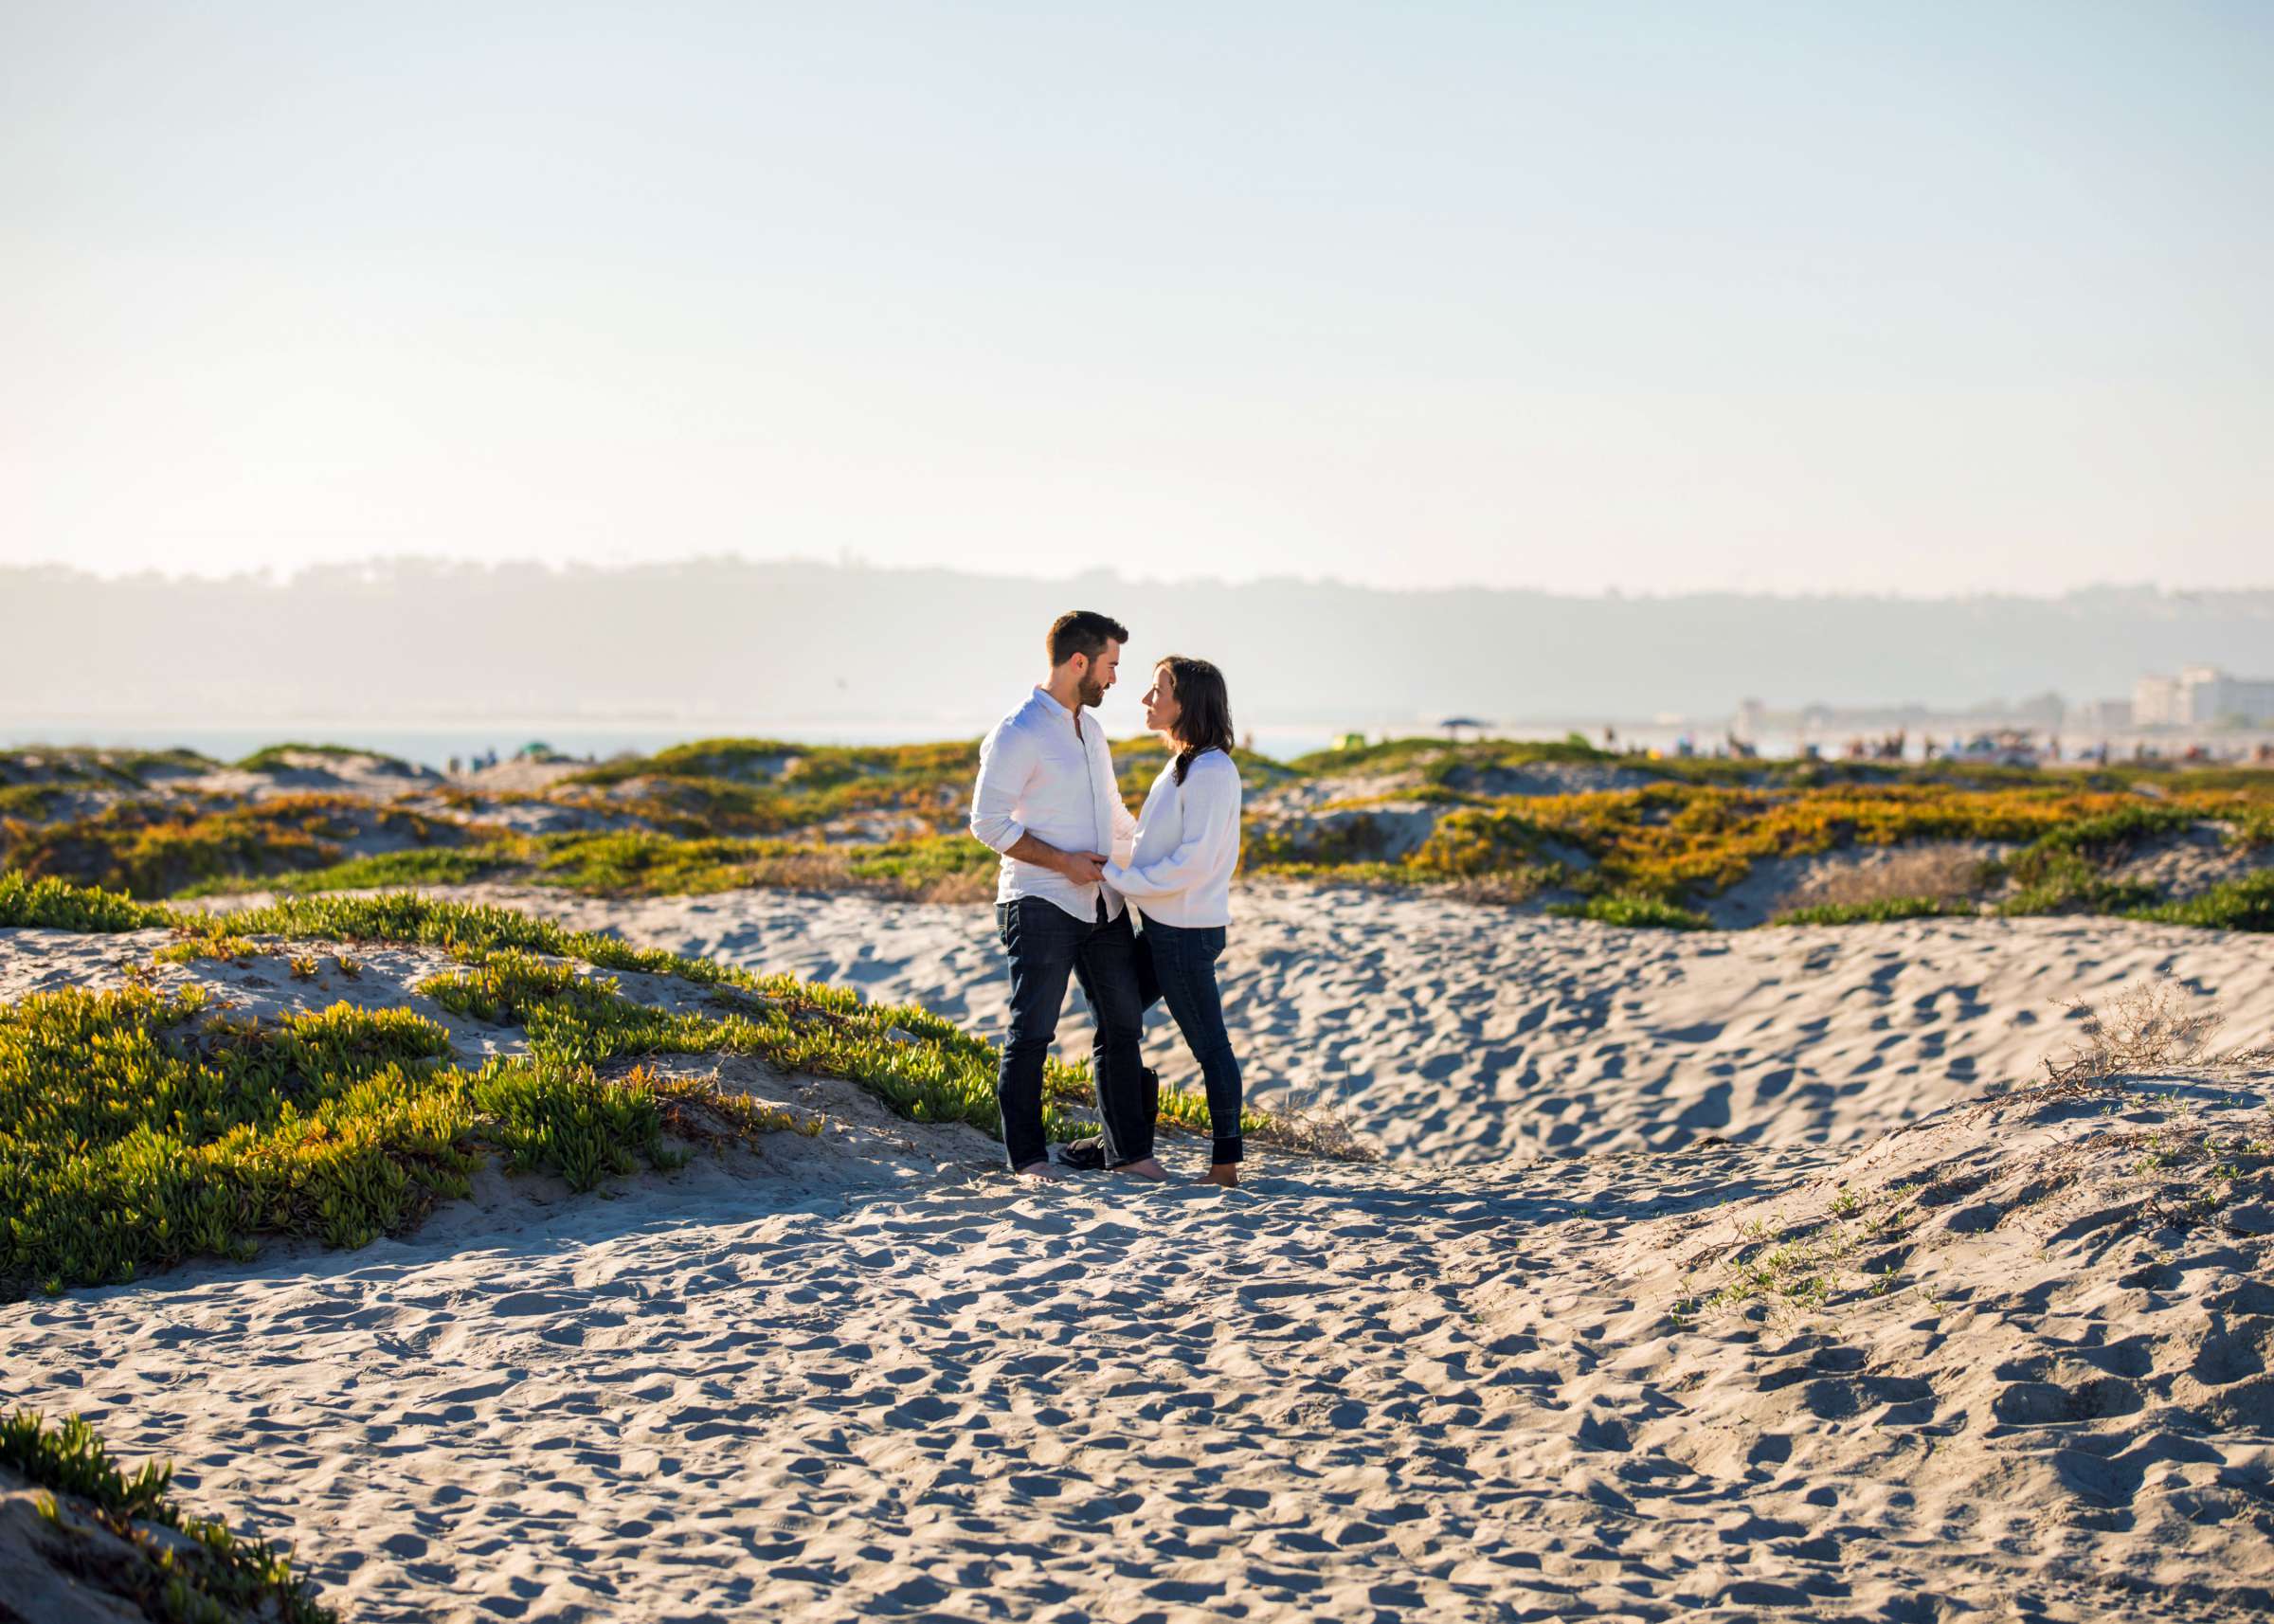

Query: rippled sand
[
  {"left": 7, "top": 886, "right": 2272, "bottom": 1621},
  {"left": 406, "top": 880, "right": 2274, "bottom": 1162}
]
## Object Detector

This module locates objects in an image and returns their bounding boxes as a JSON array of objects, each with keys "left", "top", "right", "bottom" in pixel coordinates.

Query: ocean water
[
  {"left": 20, "top": 718, "right": 2089, "bottom": 770},
  {"left": 0, "top": 720, "right": 1352, "bottom": 770}
]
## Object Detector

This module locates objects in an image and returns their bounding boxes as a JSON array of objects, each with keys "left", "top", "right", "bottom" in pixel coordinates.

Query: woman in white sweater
[{"left": 1102, "top": 656, "right": 1246, "bottom": 1185}]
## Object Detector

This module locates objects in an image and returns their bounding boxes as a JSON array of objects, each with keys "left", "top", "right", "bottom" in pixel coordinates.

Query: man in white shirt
[{"left": 968, "top": 610, "right": 1164, "bottom": 1182}]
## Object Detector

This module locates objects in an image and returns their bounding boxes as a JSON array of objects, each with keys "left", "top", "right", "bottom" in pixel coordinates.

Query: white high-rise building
[
  {"left": 2134, "top": 667, "right": 2274, "bottom": 728},
  {"left": 2182, "top": 666, "right": 2274, "bottom": 727},
  {"left": 2134, "top": 674, "right": 2183, "bottom": 726}
]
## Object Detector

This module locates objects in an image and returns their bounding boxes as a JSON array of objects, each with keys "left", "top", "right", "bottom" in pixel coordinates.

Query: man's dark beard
[{"left": 1078, "top": 678, "right": 1106, "bottom": 708}]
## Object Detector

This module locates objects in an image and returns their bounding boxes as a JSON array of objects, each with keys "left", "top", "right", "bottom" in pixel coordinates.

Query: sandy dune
[
  {"left": 6, "top": 887, "right": 2272, "bottom": 1620},
  {"left": 6, "top": 1085, "right": 2267, "bottom": 1621},
  {"left": 354, "top": 881, "right": 2274, "bottom": 1163}
]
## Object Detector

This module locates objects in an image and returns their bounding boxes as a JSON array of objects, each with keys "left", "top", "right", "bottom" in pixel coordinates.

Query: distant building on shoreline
[
  {"left": 2134, "top": 666, "right": 2274, "bottom": 729},
  {"left": 2072, "top": 697, "right": 2133, "bottom": 733}
]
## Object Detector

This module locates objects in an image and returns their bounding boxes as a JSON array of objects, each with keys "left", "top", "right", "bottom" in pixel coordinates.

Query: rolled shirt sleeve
[{"left": 969, "top": 720, "right": 1035, "bottom": 855}]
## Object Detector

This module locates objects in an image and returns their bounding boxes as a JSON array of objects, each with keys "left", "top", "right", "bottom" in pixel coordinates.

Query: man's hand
[
  {"left": 1000, "top": 831, "right": 1108, "bottom": 885},
  {"left": 1058, "top": 850, "right": 1109, "bottom": 884}
]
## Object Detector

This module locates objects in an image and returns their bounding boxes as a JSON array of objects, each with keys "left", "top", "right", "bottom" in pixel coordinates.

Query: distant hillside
[{"left": 5, "top": 561, "right": 2270, "bottom": 725}]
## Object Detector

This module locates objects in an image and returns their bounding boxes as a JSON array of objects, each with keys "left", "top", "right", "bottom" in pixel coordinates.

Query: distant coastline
[
  {"left": 0, "top": 720, "right": 1353, "bottom": 771},
  {"left": 9, "top": 715, "right": 2271, "bottom": 772},
  {"left": 9, "top": 562, "right": 2273, "bottom": 733}
]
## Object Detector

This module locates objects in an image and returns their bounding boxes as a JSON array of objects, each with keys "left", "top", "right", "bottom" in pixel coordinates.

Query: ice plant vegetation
[
  {"left": 0, "top": 881, "right": 1308, "bottom": 1301},
  {"left": 0, "top": 1406, "right": 334, "bottom": 1621},
  {"left": 5, "top": 737, "right": 2271, "bottom": 928}
]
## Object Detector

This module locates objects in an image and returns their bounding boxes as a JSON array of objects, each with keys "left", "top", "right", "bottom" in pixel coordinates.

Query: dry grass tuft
[
  {"left": 1772, "top": 844, "right": 1990, "bottom": 914},
  {"left": 634, "top": 1064, "right": 827, "bottom": 1145},
  {"left": 2044, "top": 978, "right": 2274, "bottom": 1086},
  {"left": 743, "top": 850, "right": 855, "bottom": 890},
  {"left": 1441, "top": 866, "right": 1565, "bottom": 907},
  {"left": 1243, "top": 1083, "right": 1381, "bottom": 1163},
  {"left": 912, "top": 868, "right": 998, "bottom": 905}
]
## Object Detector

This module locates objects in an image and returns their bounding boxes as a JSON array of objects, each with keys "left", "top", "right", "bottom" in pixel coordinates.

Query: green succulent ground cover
[
  {"left": 524, "top": 829, "right": 996, "bottom": 898},
  {"left": 0, "top": 784, "right": 63, "bottom": 819},
  {"left": 1248, "top": 755, "right": 2274, "bottom": 930},
  {"left": 1283, "top": 734, "right": 1610, "bottom": 778},
  {"left": 0, "top": 1407, "right": 333, "bottom": 1622},
  {"left": 1979, "top": 803, "right": 2192, "bottom": 916},
  {"left": 2127, "top": 871, "right": 2274, "bottom": 931},
  {"left": 5, "top": 982, "right": 541, "bottom": 1293},
  {"left": 0, "top": 880, "right": 1269, "bottom": 1300},
  {"left": 566, "top": 736, "right": 971, "bottom": 789},
  {"left": 560, "top": 736, "right": 978, "bottom": 838},
  {"left": 157, "top": 831, "right": 998, "bottom": 904},
  {"left": 1545, "top": 895, "right": 1713, "bottom": 930},
  {"left": 2, "top": 793, "right": 463, "bottom": 899},
  {"left": 1, "top": 871, "right": 175, "bottom": 930},
  {"left": 6, "top": 737, "right": 2271, "bottom": 929},
  {"left": 0, "top": 746, "right": 220, "bottom": 790},
  {"left": 1770, "top": 896, "right": 1975, "bottom": 927},
  {"left": 173, "top": 845, "right": 516, "bottom": 898},
  {"left": 231, "top": 742, "right": 418, "bottom": 774}
]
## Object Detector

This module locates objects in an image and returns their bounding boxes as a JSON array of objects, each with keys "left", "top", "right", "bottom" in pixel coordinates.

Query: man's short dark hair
[{"left": 1047, "top": 610, "right": 1129, "bottom": 668}]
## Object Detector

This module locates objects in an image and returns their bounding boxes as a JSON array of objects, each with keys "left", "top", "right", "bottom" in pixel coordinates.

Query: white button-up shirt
[{"left": 969, "top": 687, "right": 1141, "bottom": 922}]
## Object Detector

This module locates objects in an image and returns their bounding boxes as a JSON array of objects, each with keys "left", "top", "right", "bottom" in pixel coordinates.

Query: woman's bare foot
[
  {"left": 1114, "top": 1157, "right": 1168, "bottom": 1182},
  {"left": 1203, "top": 1164, "right": 1240, "bottom": 1188},
  {"left": 1012, "top": 1160, "right": 1066, "bottom": 1182}
]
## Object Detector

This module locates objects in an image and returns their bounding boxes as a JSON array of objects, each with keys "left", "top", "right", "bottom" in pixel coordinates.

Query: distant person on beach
[
  {"left": 1096, "top": 656, "right": 1247, "bottom": 1187},
  {"left": 969, "top": 611, "right": 1164, "bottom": 1183}
]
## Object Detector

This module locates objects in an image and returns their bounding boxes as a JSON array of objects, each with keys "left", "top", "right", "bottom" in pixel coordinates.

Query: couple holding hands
[{"left": 967, "top": 610, "right": 1246, "bottom": 1186}]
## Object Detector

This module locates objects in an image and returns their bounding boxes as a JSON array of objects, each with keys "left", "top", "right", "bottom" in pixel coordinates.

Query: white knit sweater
[{"left": 1100, "top": 749, "right": 1240, "bottom": 929}]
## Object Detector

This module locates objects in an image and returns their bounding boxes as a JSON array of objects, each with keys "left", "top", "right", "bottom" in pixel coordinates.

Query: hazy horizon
[
  {"left": 9, "top": 561, "right": 2270, "bottom": 741},
  {"left": 11, "top": 551, "right": 2270, "bottom": 603}
]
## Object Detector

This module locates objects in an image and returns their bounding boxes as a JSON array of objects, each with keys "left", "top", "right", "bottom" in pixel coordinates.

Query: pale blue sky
[{"left": 2, "top": 2, "right": 2266, "bottom": 592}]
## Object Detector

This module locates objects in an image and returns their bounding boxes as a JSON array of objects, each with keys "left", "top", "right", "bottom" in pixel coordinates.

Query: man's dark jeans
[
  {"left": 995, "top": 896, "right": 1152, "bottom": 1172},
  {"left": 1136, "top": 918, "right": 1244, "bottom": 1164}
]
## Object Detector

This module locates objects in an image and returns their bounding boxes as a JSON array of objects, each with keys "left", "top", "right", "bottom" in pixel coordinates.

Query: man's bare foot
[
  {"left": 1012, "top": 1160, "right": 1066, "bottom": 1182},
  {"left": 1114, "top": 1156, "right": 1167, "bottom": 1182},
  {"left": 1203, "top": 1164, "right": 1240, "bottom": 1188}
]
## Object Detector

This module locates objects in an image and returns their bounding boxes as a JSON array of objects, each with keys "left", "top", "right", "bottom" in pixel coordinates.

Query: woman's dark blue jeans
[{"left": 1137, "top": 917, "right": 1244, "bottom": 1164}]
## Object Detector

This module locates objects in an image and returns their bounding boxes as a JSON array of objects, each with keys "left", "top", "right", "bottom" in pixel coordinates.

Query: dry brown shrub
[
  {"left": 2044, "top": 977, "right": 2274, "bottom": 1085},
  {"left": 914, "top": 869, "right": 998, "bottom": 905},
  {"left": 745, "top": 851, "right": 857, "bottom": 890},
  {"left": 638, "top": 1064, "right": 824, "bottom": 1144},
  {"left": 1243, "top": 1084, "right": 1381, "bottom": 1163},
  {"left": 1775, "top": 844, "right": 1989, "bottom": 912},
  {"left": 1442, "top": 869, "right": 1558, "bottom": 907}
]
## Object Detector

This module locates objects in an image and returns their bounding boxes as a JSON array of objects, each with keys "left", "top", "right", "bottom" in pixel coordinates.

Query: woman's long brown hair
[{"left": 1158, "top": 656, "right": 1235, "bottom": 784}]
